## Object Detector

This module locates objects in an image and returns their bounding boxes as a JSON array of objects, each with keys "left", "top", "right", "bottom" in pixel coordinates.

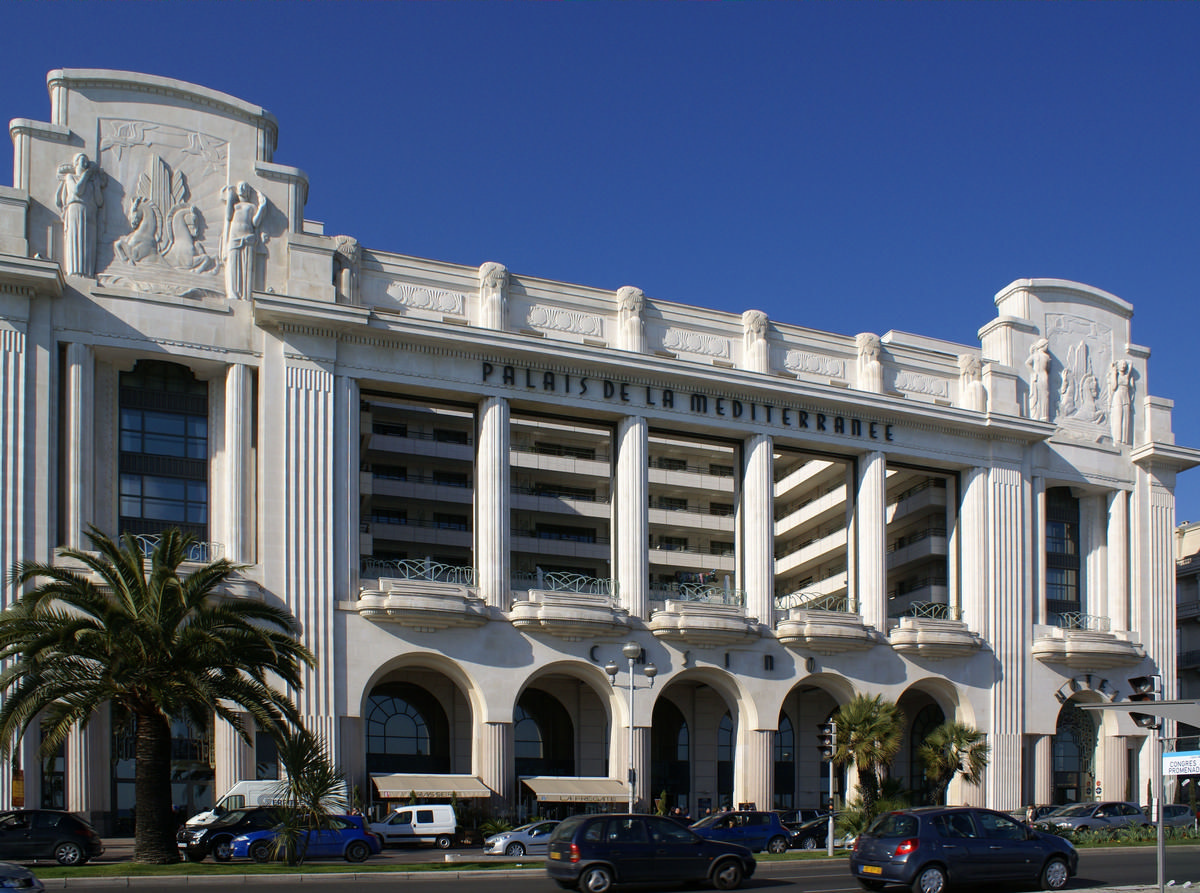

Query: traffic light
[
  {"left": 1127, "top": 674, "right": 1163, "bottom": 729},
  {"left": 817, "top": 720, "right": 837, "bottom": 761}
]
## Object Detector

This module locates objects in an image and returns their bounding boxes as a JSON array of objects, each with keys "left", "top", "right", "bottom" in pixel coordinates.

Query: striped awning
[
  {"left": 521, "top": 776, "right": 628, "bottom": 803},
  {"left": 370, "top": 773, "right": 493, "bottom": 799}
]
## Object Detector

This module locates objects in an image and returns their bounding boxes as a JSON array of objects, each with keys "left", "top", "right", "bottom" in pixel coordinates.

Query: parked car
[
  {"left": 176, "top": 807, "right": 282, "bottom": 862},
  {"left": 776, "top": 807, "right": 828, "bottom": 828},
  {"left": 1161, "top": 804, "right": 1196, "bottom": 828},
  {"left": 0, "top": 862, "right": 43, "bottom": 892},
  {"left": 370, "top": 803, "right": 458, "bottom": 849},
  {"left": 789, "top": 813, "right": 843, "bottom": 850},
  {"left": 690, "top": 810, "right": 794, "bottom": 854},
  {"left": 483, "top": 819, "right": 558, "bottom": 856},
  {"left": 230, "top": 814, "right": 381, "bottom": 863},
  {"left": 850, "top": 806, "right": 1078, "bottom": 892},
  {"left": 1006, "top": 804, "right": 1062, "bottom": 824},
  {"left": 0, "top": 809, "right": 104, "bottom": 866},
  {"left": 545, "top": 812, "right": 755, "bottom": 891},
  {"left": 1035, "top": 801, "right": 1149, "bottom": 834}
]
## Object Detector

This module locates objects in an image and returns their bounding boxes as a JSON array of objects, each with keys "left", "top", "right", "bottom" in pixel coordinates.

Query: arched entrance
[
  {"left": 1053, "top": 699, "right": 1098, "bottom": 804},
  {"left": 365, "top": 681, "right": 452, "bottom": 775}
]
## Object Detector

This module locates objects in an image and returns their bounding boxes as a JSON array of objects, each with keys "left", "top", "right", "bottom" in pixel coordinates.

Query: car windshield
[
  {"left": 550, "top": 816, "right": 586, "bottom": 842},
  {"left": 865, "top": 813, "right": 919, "bottom": 838},
  {"left": 1053, "top": 805, "right": 1094, "bottom": 817},
  {"left": 211, "top": 809, "right": 252, "bottom": 828},
  {"left": 690, "top": 814, "right": 724, "bottom": 829}
]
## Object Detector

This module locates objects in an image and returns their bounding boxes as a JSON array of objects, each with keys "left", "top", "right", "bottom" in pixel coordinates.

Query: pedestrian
[{"left": 1025, "top": 804, "right": 1036, "bottom": 827}]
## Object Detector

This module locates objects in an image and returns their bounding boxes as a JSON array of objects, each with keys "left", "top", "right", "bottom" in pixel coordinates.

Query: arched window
[
  {"left": 364, "top": 683, "right": 450, "bottom": 774},
  {"left": 774, "top": 714, "right": 795, "bottom": 809},
  {"left": 366, "top": 695, "right": 429, "bottom": 756},
  {"left": 514, "top": 705, "right": 543, "bottom": 760},
  {"left": 718, "top": 712, "right": 735, "bottom": 808}
]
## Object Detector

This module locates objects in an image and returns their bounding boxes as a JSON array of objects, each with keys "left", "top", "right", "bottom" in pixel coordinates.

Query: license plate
[
  {"left": 549, "top": 851, "right": 561, "bottom": 860},
  {"left": 863, "top": 865, "right": 883, "bottom": 875}
]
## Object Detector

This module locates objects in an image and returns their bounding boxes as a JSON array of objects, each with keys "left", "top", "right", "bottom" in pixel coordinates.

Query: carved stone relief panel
[
  {"left": 783, "top": 350, "right": 845, "bottom": 380},
  {"left": 894, "top": 370, "right": 949, "bottom": 400},
  {"left": 662, "top": 327, "right": 730, "bottom": 359},
  {"left": 96, "top": 119, "right": 229, "bottom": 298},
  {"left": 1045, "top": 313, "right": 1114, "bottom": 433},
  {"left": 385, "top": 281, "right": 467, "bottom": 315},
  {"left": 526, "top": 304, "right": 604, "bottom": 338}
]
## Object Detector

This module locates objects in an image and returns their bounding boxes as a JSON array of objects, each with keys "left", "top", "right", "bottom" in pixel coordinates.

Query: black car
[
  {"left": 850, "top": 806, "right": 1077, "bottom": 893},
  {"left": 0, "top": 809, "right": 104, "bottom": 866},
  {"left": 545, "top": 812, "right": 755, "bottom": 891},
  {"left": 176, "top": 807, "right": 282, "bottom": 862},
  {"left": 789, "top": 813, "right": 841, "bottom": 850},
  {"left": 776, "top": 807, "right": 828, "bottom": 827}
]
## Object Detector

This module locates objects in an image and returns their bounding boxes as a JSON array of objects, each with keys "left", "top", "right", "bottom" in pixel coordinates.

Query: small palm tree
[
  {"left": 832, "top": 694, "right": 905, "bottom": 819},
  {"left": 917, "top": 720, "right": 990, "bottom": 804},
  {"left": 268, "top": 726, "right": 348, "bottom": 865},
  {"left": 0, "top": 527, "right": 314, "bottom": 863}
]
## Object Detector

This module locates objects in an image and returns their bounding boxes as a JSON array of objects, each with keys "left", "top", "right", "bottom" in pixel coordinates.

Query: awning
[
  {"left": 370, "top": 773, "right": 493, "bottom": 799},
  {"left": 521, "top": 776, "right": 628, "bottom": 803}
]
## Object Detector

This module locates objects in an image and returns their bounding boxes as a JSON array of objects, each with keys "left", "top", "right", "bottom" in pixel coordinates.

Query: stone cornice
[
  {"left": 0, "top": 256, "right": 63, "bottom": 298},
  {"left": 1131, "top": 441, "right": 1200, "bottom": 474}
]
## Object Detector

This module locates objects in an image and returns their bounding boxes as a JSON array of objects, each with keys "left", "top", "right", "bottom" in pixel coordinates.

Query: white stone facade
[{"left": 2, "top": 70, "right": 1197, "bottom": 830}]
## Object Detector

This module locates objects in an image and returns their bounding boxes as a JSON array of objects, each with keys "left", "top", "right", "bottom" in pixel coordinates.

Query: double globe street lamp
[{"left": 606, "top": 641, "right": 657, "bottom": 813}]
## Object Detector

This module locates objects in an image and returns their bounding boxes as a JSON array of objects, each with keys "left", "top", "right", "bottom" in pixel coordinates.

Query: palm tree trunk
[{"left": 133, "top": 708, "right": 179, "bottom": 863}]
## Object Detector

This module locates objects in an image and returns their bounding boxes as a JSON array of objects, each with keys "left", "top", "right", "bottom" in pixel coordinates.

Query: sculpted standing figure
[
  {"left": 616, "top": 286, "right": 646, "bottom": 353},
  {"left": 56, "top": 153, "right": 106, "bottom": 277},
  {"left": 1109, "top": 359, "right": 1134, "bottom": 444},
  {"left": 957, "top": 354, "right": 988, "bottom": 413},
  {"left": 479, "top": 262, "right": 509, "bottom": 330},
  {"left": 742, "top": 310, "right": 769, "bottom": 373},
  {"left": 1026, "top": 338, "right": 1051, "bottom": 421},
  {"left": 856, "top": 333, "right": 884, "bottom": 393},
  {"left": 220, "top": 181, "right": 267, "bottom": 300}
]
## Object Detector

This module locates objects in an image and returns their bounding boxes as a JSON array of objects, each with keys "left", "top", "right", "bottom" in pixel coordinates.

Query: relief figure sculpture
[
  {"left": 957, "top": 354, "right": 988, "bottom": 412},
  {"left": 221, "top": 181, "right": 268, "bottom": 300},
  {"left": 1109, "top": 359, "right": 1134, "bottom": 444},
  {"left": 56, "top": 153, "right": 107, "bottom": 277},
  {"left": 1026, "top": 338, "right": 1051, "bottom": 421},
  {"left": 856, "top": 332, "right": 884, "bottom": 393}
]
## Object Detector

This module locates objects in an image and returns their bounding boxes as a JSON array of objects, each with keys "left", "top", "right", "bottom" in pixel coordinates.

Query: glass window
[{"left": 366, "top": 696, "right": 429, "bottom": 756}]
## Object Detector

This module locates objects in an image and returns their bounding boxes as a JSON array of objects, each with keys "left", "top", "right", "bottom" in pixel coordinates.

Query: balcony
[
  {"left": 510, "top": 574, "right": 630, "bottom": 641},
  {"left": 649, "top": 585, "right": 759, "bottom": 648},
  {"left": 888, "top": 603, "right": 983, "bottom": 660},
  {"left": 1032, "top": 613, "right": 1145, "bottom": 670},
  {"left": 774, "top": 594, "right": 879, "bottom": 655},
  {"left": 357, "top": 560, "right": 488, "bottom": 632}
]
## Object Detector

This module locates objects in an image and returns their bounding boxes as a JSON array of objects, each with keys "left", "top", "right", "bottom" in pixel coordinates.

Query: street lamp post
[{"left": 606, "top": 641, "right": 657, "bottom": 813}]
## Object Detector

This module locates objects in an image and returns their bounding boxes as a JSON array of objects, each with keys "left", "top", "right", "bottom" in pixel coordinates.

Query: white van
[
  {"left": 370, "top": 804, "right": 458, "bottom": 849},
  {"left": 186, "top": 779, "right": 346, "bottom": 826}
]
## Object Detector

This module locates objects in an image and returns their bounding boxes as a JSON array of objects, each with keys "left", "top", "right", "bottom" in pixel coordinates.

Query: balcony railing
[
  {"left": 129, "top": 534, "right": 224, "bottom": 564},
  {"left": 775, "top": 591, "right": 852, "bottom": 613},
  {"left": 361, "top": 558, "right": 476, "bottom": 586},
  {"left": 512, "top": 571, "right": 618, "bottom": 597},
  {"left": 1050, "top": 612, "right": 1111, "bottom": 633},
  {"left": 904, "top": 600, "right": 961, "bottom": 621},
  {"left": 674, "top": 583, "right": 745, "bottom": 607}
]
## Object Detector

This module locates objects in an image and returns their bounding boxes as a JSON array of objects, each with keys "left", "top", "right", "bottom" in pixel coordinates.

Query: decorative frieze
[
  {"left": 526, "top": 304, "right": 604, "bottom": 338},
  {"left": 385, "top": 281, "right": 466, "bottom": 315},
  {"left": 895, "top": 370, "right": 949, "bottom": 399},
  {"left": 662, "top": 327, "right": 729, "bottom": 359},
  {"left": 783, "top": 350, "right": 845, "bottom": 380}
]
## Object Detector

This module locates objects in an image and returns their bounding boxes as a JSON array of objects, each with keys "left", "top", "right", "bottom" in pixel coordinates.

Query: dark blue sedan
[
  {"left": 690, "top": 810, "right": 794, "bottom": 854},
  {"left": 230, "top": 814, "right": 381, "bottom": 863}
]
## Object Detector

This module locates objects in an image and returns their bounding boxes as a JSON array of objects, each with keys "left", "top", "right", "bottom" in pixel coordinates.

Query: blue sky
[{"left": 3, "top": 2, "right": 1199, "bottom": 520}]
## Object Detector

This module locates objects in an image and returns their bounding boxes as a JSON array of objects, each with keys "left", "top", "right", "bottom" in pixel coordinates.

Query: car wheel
[
  {"left": 249, "top": 840, "right": 272, "bottom": 863},
  {"left": 54, "top": 841, "right": 85, "bottom": 866},
  {"left": 912, "top": 864, "right": 948, "bottom": 893},
  {"left": 345, "top": 840, "right": 371, "bottom": 863},
  {"left": 213, "top": 838, "right": 234, "bottom": 862},
  {"left": 581, "top": 865, "right": 614, "bottom": 893},
  {"left": 505, "top": 842, "right": 526, "bottom": 856},
  {"left": 435, "top": 834, "right": 453, "bottom": 850},
  {"left": 1041, "top": 856, "right": 1070, "bottom": 891},
  {"left": 801, "top": 836, "right": 818, "bottom": 851},
  {"left": 712, "top": 858, "right": 745, "bottom": 890},
  {"left": 767, "top": 835, "right": 788, "bottom": 855}
]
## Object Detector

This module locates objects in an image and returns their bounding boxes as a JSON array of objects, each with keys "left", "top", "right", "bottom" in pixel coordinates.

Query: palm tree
[
  {"left": 917, "top": 720, "right": 990, "bottom": 804},
  {"left": 0, "top": 527, "right": 314, "bottom": 864},
  {"left": 832, "top": 694, "right": 905, "bottom": 818},
  {"left": 268, "top": 726, "right": 348, "bottom": 865}
]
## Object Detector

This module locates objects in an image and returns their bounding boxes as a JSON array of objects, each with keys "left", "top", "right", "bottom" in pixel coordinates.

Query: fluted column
[
  {"left": 1033, "top": 735, "right": 1053, "bottom": 805},
  {"left": 1107, "top": 490, "right": 1130, "bottom": 631},
  {"left": 1031, "top": 475, "right": 1046, "bottom": 626},
  {"left": 737, "top": 729, "right": 773, "bottom": 812},
  {"left": 631, "top": 726, "right": 651, "bottom": 811},
  {"left": 1102, "top": 735, "right": 1127, "bottom": 803},
  {"left": 743, "top": 434, "right": 774, "bottom": 624},
  {"left": 214, "top": 713, "right": 257, "bottom": 794},
  {"left": 284, "top": 365, "right": 338, "bottom": 764},
  {"left": 1141, "top": 471, "right": 1177, "bottom": 701},
  {"left": 0, "top": 329, "right": 26, "bottom": 810},
  {"left": 477, "top": 721, "right": 513, "bottom": 809},
  {"left": 985, "top": 464, "right": 1027, "bottom": 811},
  {"left": 64, "top": 342, "right": 94, "bottom": 549},
  {"left": 615, "top": 416, "right": 649, "bottom": 618},
  {"left": 333, "top": 375, "right": 359, "bottom": 600},
  {"left": 959, "top": 467, "right": 988, "bottom": 635},
  {"left": 223, "top": 364, "right": 253, "bottom": 563},
  {"left": 65, "top": 710, "right": 109, "bottom": 826},
  {"left": 856, "top": 451, "right": 887, "bottom": 629},
  {"left": 476, "top": 396, "right": 510, "bottom": 609}
]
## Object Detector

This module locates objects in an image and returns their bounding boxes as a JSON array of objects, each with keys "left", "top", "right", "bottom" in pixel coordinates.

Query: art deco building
[{"left": 1, "top": 69, "right": 1196, "bottom": 832}]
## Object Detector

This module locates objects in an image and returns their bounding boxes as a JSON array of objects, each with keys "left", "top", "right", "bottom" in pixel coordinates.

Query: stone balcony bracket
[
  {"left": 774, "top": 607, "right": 879, "bottom": 655},
  {"left": 888, "top": 615, "right": 985, "bottom": 660},
  {"left": 358, "top": 578, "right": 488, "bottom": 632},
  {"left": 648, "top": 600, "right": 761, "bottom": 649},
  {"left": 1032, "top": 625, "right": 1145, "bottom": 670},
  {"left": 509, "top": 590, "right": 632, "bottom": 642}
]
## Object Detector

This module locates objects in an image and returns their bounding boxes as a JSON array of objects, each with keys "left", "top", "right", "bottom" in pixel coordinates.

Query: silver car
[
  {"left": 482, "top": 820, "right": 558, "bottom": 856},
  {"left": 1037, "top": 801, "right": 1148, "bottom": 833}
]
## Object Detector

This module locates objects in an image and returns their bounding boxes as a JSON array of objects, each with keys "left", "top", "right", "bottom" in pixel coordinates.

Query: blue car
[
  {"left": 690, "top": 810, "right": 794, "bottom": 854},
  {"left": 230, "top": 815, "right": 381, "bottom": 863}
]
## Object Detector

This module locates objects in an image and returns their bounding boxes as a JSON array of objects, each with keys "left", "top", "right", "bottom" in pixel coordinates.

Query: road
[{"left": 39, "top": 846, "right": 1200, "bottom": 892}]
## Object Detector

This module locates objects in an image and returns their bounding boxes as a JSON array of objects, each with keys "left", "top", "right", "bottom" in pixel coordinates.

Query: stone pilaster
[
  {"left": 284, "top": 365, "right": 338, "bottom": 764},
  {"left": 615, "top": 416, "right": 649, "bottom": 618},
  {"left": 476, "top": 396, "right": 510, "bottom": 609},
  {"left": 743, "top": 434, "right": 773, "bottom": 624},
  {"left": 477, "top": 721, "right": 513, "bottom": 809},
  {"left": 856, "top": 451, "right": 887, "bottom": 629},
  {"left": 1101, "top": 734, "right": 1128, "bottom": 803},
  {"left": 0, "top": 329, "right": 25, "bottom": 809},
  {"left": 1031, "top": 475, "right": 1046, "bottom": 626},
  {"left": 1034, "top": 734, "right": 1053, "bottom": 805},
  {"left": 959, "top": 467, "right": 987, "bottom": 635},
  {"left": 214, "top": 713, "right": 257, "bottom": 794},
  {"left": 1139, "top": 470, "right": 1178, "bottom": 699},
  {"left": 1107, "top": 490, "right": 1130, "bottom": 631},
  {"left": 985, "top": 463, "right": 1027, "bottom": 811},
  {"left": 631, "top": 726, "right": 651, "bottom": 811},
  {"left": 333, "top": 375, "right": 359, "bottom": 600},
  {"left": 223, "top": 363, "right": 253, "bottom": 563},
  {"left": 738, "top": 728, "right": 773, "bottom": 811},
  {"left": 64, "top": 342, "right": 93, "bottom": 549},
  {"left": 66, "top": 710, "right": 109, "bottom": 827}
]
